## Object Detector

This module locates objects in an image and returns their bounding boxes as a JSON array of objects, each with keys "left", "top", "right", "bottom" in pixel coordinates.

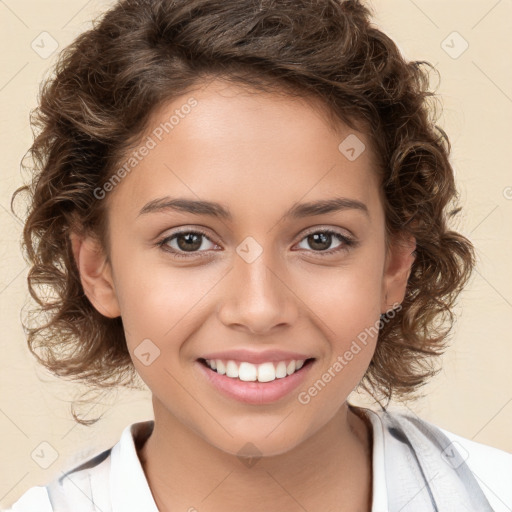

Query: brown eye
[
  {"left": 157, "top": 229, "right": 218, "bottom": 259},
  {"left": 175, "top": 232, "right": 203, "bottom": 252},
  {"left": 296, "top": 229, "right": 356, "bottom": 255},
  {"left": 305, "top": 232, "right": 334, "bottom": 251}
]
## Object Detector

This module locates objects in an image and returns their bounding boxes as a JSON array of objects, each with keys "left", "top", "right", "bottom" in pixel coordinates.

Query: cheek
[
  {"left": 294, "top": 249, "right": 384, "bottom": 375},
  {"left": 113, "top": 253, "right": 218, "bottom": 353},
  {"left": 299, "top": 250, "right": 384, "bottom": 332},
  {"left": 292, "top": 265, "right": 383, "bottom": 420}
]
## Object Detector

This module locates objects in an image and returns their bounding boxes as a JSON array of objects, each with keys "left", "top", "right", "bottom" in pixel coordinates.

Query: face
[{"left": 73, "top": 78, "right": 415, "bottom": 457}]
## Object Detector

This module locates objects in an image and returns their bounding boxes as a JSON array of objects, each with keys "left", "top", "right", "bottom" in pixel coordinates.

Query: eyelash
[{"left": 156, "top": 227, "right": 357, "bottom": 260}]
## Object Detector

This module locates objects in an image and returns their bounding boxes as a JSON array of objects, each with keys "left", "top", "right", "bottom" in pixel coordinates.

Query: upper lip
[{"left": 199, "top": 349, "right": 315, "bottom": 364}]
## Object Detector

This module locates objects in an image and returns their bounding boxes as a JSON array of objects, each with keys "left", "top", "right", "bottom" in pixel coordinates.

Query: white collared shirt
[{"left": 4, "top": 406, "right": 512, "bottom": 511}]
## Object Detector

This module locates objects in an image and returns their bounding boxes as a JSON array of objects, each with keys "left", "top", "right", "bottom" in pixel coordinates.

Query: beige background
[{"left": 1, "top": 0, "right": 511, "bottom": 507}]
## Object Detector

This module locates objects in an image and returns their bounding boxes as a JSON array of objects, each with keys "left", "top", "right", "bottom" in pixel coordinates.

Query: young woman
[{"left": 6, "top": 0, "right": 512, "bottom": 511}]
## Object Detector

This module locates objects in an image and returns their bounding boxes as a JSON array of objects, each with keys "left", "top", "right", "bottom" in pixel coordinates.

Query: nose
[{"left": 217, "top": 252, "right": 299, "bottom": 335}]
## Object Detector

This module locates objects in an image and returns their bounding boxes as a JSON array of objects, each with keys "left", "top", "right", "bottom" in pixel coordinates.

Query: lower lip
[{"left": 196, "top": 359, "right": 315, "bottom": 405}]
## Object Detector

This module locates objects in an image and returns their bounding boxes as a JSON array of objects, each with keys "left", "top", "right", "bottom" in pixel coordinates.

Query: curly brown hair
[{"left": 11, "top": 0, "right": 475, "bottom": 425}]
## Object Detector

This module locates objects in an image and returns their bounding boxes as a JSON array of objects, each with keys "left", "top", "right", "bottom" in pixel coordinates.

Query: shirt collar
[
  {"left": 110, "top": 420, "right": 159, "bottom": 512},
  {"left": 109, "top": 406, "right": 387, "bottom": 512},
  {"left": 359, "top": 406, "right": 389, "bottom": 512}
]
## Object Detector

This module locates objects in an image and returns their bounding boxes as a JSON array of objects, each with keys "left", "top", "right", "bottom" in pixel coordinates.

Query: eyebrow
[{"left": 137, "top": 196, "right": 369, "bottom": 221}]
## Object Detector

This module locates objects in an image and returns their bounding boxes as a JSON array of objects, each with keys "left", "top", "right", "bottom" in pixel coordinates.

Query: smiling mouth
[{"left": 197, "top": 357, "right": 316, "bottom": 383}]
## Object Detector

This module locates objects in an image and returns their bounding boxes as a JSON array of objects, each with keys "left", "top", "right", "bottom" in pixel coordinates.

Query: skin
[{"left": 70, "top": 78, "right": 415, "bottom": 512}]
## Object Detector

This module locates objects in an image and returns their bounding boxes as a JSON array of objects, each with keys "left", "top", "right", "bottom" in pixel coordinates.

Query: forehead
[{"left": 108, "top": 79, "right": 382, "bottom": 222}]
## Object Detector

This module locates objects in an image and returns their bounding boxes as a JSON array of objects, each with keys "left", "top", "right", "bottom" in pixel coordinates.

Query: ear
[
  {"left": 69, "top": 231, "right": 121, "bottom": 318},
  {"left": 381, "top": 233, "right": 416, "bottom": 314}
]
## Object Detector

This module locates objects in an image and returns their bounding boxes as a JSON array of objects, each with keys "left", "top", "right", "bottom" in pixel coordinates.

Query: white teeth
[
  {"left": 203, "top": 358, "right": 309, "bottom": 382},
  {"left": 239, "top": 362, "right": 257, "bottom": 382},
  {"left": 275, "top": 361, "right": 287, "bottom": 378},
  {"left": 257, "top": 362, "right": 276, "bottom": 382},
  {"left": 286, "top": 360, "right": 296, "bottom": 375},
  {"left": 226, "top": 360, "right": 239, "bottom": 378},
  {"left": 216, "top": 360, "right": 226, "bottom": 375}
]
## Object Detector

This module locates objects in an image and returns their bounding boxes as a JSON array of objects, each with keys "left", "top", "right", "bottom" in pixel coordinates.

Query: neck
[{"left": 138, "top": 401, "right": 373, "bottom": 512}]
